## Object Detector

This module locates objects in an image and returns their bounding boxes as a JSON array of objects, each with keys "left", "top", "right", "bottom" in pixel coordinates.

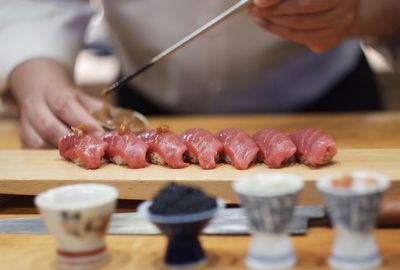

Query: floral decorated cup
[
  {"left": 35, "top": 184, "right": 118, "bottom": 270},
  {"left": 233, "top": 173, "right": 304, "bottom": 270},
  {"left": 317, "top": 171, "right": 390, "bottom": 270}
]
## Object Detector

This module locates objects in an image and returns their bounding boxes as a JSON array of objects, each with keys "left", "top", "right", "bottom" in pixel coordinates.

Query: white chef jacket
[{"left": 0, "top": 0, "right": 362, "bottom": 113}]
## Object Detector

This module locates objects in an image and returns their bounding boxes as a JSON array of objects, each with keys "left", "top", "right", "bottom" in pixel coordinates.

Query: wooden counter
[
  {"left": 1, "top": 112, "right": 400, "bottom": 269},
  {"left": 0, "top": 228, "right": 400, "bottom": 269}
]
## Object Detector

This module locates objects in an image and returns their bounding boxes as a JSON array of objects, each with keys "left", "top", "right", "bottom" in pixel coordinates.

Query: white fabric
[
  {"left": 0, "top": 0, "right": 362, "bottom": 112},
  {"left": 362, "top": 38, "right": 400, "bottom": 72},
  {"left": 0, "top": 0, "right": 92, "bottom": 91}
]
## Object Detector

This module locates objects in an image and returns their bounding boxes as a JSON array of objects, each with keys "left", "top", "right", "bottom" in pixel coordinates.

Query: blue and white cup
[
  {"left": 35, "top": 184, "right": 118, "bottom": 270},
  {"left": 317, "top": 171, "right": 390, "bottom": 270},
  {"left": 233, "top": 173, "right": 304, "bottom": 270}
]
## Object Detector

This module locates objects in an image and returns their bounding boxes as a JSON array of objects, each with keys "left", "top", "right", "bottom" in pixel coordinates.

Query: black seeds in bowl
[{"left": 149, "top": 183, "right": 217, "bottom": 215}]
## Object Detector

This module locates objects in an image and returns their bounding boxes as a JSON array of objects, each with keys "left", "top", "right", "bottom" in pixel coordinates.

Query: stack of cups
[
  {"left": 233, "top": 173, "right": 304, "bottom": 270},
  {"left": 317, "top": 171, "right": 390, "bottom": 270},
  {"left": 35, "top": 184, "right": 118, "bottom": 270}
]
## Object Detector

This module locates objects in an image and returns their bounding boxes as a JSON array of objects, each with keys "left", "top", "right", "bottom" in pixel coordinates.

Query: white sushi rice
[
  {"left": 72, "top": 158, "right": 82, "bottom": 167},
  {"left": 187, "top": 151, "right": 199, "bottom": 164},
  {"left": 112, "top": 156, "right": 125, "bottom": 165},
  {"left": 147, "top": 152, "right": 166, "bottom": 165}
]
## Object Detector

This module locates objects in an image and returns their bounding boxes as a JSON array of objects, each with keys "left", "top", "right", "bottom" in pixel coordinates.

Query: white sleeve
[
  {"left": 362, "top": 37, "right": 400, "bottom": 72},
  {"left": 0, "top": 0, "right": 93, "bottom": 93}
]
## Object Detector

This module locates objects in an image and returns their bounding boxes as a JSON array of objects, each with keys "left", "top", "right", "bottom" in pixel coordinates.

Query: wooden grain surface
[
  {"left": 0, "top": 119, "right": 20, "bottom": 149},
  {"left": 0, "top": 228, "right": 400, "bottom": 269},
  {"left": 0, "top": 149, "right": 400, "bottom": 204}
]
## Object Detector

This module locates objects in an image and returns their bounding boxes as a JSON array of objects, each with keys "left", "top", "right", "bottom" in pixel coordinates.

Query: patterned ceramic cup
[
  {"left": 317, "top": 171, "right": 390, "bottom": 270},
  {"left": 233, "top": 173, "right": 304, "bottom": 270},
  {"left": 138, "top": 199, "right": 224, "bottom": 268},
  {"left": 35, "top": 184, "right": 118, "bottom": 270}
]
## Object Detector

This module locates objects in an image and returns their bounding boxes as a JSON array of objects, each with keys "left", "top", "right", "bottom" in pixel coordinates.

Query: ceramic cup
[
  {"left": 138, "top": 199, "right": 224, "bottom": 268},
  {"left": 233, "top": 173, "right": 304, "bottom": 270},
  {"left": 317, "top": 171, "right": 390, "bottom": 270},
  {"left": 35, "top": 184, "right": 118, "bottom": 270}
]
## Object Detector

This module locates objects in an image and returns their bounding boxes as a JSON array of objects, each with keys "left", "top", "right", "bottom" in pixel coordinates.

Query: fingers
[
  {"left": 46, "top": 90, "right": 103, "bottom": 132},
  {"left": 9, "top": 59, "right": 105, "bottom": 148},
  {"left": 251, "top": 8, "right": 340, "bottom": 31},
  {"left": 251, "top": 0, "right": 340, "bottom": 17},
  {"left": 76, "top": 91, "right": 104, "bottom": 113},
  {"left": 22, "top": 99, "right": 71, "bottom": 147},
  {"left": 254, "top": 19, "right": 342, "bottom": 51},
  {"left": 249, "top": 0, "right": 358, "bottom": 52},
  {"left": 19, "top": 91, "right": 104, "bottom": 148},
  {"left": 253, "top": 0, "right": 284, "bottom": 8},
  {"left": 20, "top": 113, "right": 53, "bottom": 149}
]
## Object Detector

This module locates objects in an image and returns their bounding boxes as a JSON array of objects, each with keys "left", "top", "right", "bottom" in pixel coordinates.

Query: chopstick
[{"left": 101, "top": 0, "right": 251, "bottom": 96}]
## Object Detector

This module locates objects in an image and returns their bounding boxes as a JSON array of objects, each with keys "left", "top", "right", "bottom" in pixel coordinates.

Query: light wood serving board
[{"left": 0, "top": 149, "right": 399, "bottom": 204}]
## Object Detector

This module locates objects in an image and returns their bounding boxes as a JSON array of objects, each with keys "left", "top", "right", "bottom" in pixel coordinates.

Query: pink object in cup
[{"left": 317, "top": 171, "right": 390, "bottom": 270}]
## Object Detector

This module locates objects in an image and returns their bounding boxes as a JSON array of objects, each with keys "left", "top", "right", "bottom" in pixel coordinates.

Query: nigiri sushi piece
[
  {"left": 103, "top": 121, "right": 149, "bottom": 169},
  {"left": 217, "top": 128, "right": 259, "bottom": 170},
  {"left": 138, "top": 125, "right": 189, "bottom": 169},
  {"left": 58, "top": 125, "right": 107, "bottom": 170},
  {"left": 181, "top": 128, "right": 223, "bottom": 169},
  {"left": 253, "top": 129, "right": 297, "bottom": 168},
  {"left": 289, "top": 128, "right": 337, "bottom": 166}
]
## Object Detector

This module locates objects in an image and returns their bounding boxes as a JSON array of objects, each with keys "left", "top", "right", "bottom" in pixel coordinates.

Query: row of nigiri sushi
[{"left": 58, "top": 123, "right": 337, "bottom": 170}]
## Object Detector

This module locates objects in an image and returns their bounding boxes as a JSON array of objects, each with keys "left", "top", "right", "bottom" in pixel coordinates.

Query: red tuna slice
[
  {"left": 103, "top": 127, "right": 149, "bottom": 169},
  {"left": 253, "top": 129, "right": 297, "bottom": 168},
  {"left": 58, "top": 126, "right": 107, "bottom": 170},
  {"left": 138, "top": 126, "right": 189, "bottom": 169},
  {"left": 217, "top": 128, "right": 259, "bottom": 170},
  {"left": 289, "top": 128, "right": 337, "bottom": 166},
  {"left": 181, "top": 128, "right": 223, "bottom": 169}
]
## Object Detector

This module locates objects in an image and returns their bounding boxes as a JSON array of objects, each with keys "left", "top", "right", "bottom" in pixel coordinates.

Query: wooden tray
[{"left": 0, "top": 149, "right": 399, "bottom": 204}]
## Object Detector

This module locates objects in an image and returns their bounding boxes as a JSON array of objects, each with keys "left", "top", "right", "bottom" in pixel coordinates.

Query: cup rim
[
  {"left": 138, "top": 198, "right": 225, "bottom": 224},
  {"left": 34, "top": 184, "right": 118, "bottom": 211},
  {"left": 316, "top": 171, "right": 390, "bottom": 196},
  {"left": 232, "top": 173, "right": 304, "bottom": 197}
]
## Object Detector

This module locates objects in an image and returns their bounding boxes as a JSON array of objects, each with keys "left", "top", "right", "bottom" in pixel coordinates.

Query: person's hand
[
  {"left": 9, "top": 58, "right": 104, "bottom": 148},
  {"left": 250, "top": 0, "right": 360, "bottom": 52}
]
